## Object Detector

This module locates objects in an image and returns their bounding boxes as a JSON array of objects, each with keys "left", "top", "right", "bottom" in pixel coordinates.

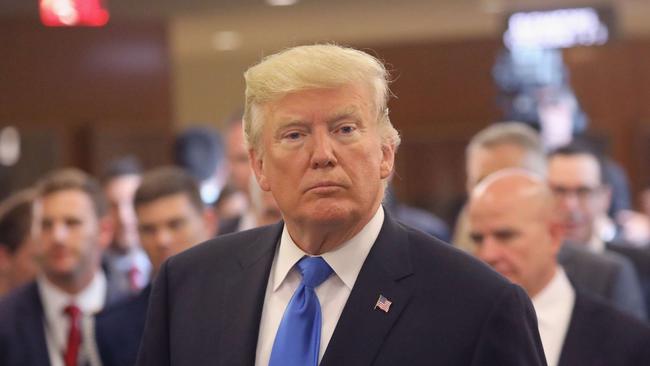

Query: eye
[
  {"left": 336, "top": 124, "right": 357, "bottom": 135},
  {"left": 469, "top": 233, "right": 484, "bottom": 245},
  {"left": 282, "top": 130, "right": 305, "bottom": 142},
  {"left": 493, "top": 230, "right": 517, "bottom": 242}
]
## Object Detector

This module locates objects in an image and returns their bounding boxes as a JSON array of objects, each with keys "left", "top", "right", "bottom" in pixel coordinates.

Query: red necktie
[
  {"left": 128, "top": 265, "right": 141, "bottom": 292},
  {"left": 63, "top": 304, "right": 81, "bottom": 366}
]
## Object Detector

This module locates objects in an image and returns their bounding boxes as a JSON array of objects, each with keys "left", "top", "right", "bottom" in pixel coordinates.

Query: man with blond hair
[{"left": 137, "top": 44, "right": 545, "bottom": 366}]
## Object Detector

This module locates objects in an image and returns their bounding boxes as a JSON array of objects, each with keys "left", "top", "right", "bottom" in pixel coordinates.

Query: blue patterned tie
[{"left": 269, "top": 256, "right": 333, "bottom": 366}]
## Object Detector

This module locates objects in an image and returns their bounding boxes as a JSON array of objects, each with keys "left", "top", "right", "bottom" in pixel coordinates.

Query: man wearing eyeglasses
[{"left": 548, "top": 142, "right": 650, "bottom": 320}]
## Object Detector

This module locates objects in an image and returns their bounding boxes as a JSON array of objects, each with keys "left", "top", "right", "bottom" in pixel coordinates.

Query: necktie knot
[
  {"left": 297, "top": 256, "right": 333, "bottom": 289},
  {"left": 64, "top": 304, "right": 81, "bottom": 319}
]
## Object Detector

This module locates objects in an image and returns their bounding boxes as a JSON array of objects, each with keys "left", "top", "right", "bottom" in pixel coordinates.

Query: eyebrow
[{"left": 276, "top": 106, "right": 362, "bottom": 128}]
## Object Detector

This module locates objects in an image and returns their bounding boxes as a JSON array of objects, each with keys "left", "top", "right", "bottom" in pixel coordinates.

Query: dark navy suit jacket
[
  {"left": 558, "top": 291, "right": 650, "bottom": 366},
  {"left": 136, "top": 211, "right": 547, "bottom": 366},
  {"left": 0, "top": 282, "right": 51, "bottom": 366},
  {"left": 95, "top": 285, "right": 151, "bottom": 366},
  {"left": 0, "top": 274, "right": 123, "bottom": 366}
]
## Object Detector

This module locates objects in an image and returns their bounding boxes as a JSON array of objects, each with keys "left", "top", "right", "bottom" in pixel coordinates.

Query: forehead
[
  {"left": 264, "top": 84, "right": 374, "bottom": 124},
  {"left": 548, "top": 154, "right": 600, "bottom": 185},
  {"left": 136, "top": 193, "right": 200, "bottom": 222},
  {"left": 40, "top": 189, "right": 95, "bottom": 216}
]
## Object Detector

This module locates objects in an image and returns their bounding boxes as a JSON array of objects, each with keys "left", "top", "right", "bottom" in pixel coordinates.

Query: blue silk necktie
[{"left": 269, "top": 256, "right": 333, "bottom": 366}]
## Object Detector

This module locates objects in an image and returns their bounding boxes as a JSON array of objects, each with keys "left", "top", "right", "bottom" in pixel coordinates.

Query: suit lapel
[
  {"left": 20, "top": 282, "right": 52, "bottom": 365},
  {"left": 218, "top": 223, "right": 283, "bottom": 366},
  {"left": 321, "top": 212, "right": 414, "bottom": 366}
]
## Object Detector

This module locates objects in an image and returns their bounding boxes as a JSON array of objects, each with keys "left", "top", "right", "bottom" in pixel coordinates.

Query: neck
[
  {"left": 286, "top": 204, "right": 379, "bottom": 255},
  {"left": 528, "top": 264, "right": 558, "bottom": 299},
  {"left": 46, "top": 269, "right": 96, "bottom": 295}
]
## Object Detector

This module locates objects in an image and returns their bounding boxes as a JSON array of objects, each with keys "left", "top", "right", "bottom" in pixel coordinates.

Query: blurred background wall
[{"left": 1, "top": 0, "right": 650, "bottom": 224}]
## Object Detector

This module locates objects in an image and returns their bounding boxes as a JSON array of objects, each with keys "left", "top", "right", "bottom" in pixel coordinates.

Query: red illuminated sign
[{"left": 40, "top": 0, "right": 110, "bottom": 27}]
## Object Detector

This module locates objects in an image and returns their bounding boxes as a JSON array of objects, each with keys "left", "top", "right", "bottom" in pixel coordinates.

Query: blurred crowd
[{"left": 1, "top": 48, "right": 650, "bottom": 366}]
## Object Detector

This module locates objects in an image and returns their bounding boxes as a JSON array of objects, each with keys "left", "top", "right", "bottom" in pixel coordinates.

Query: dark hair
[
  {"left": 36, "top": 168, "right": 108, "bottom": 218},
  {"left": 134, "top": 166, "right": 203, "bottom": 212},
  {"left": 173, "top": 126, "right": 224, "bottom": 181},
  {"left": 0, "top": 189, "right": 36, "bottom": 254},
  {"left": 548, "top": 141, "right": 607, "bottom": 185},
  {"left": 101, "top": 156, "right": 143, "bottom": 184}
]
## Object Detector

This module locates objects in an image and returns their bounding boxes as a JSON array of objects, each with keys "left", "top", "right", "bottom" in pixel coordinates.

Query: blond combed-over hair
[{"left": 243, "top": 44, "right": 400, "bottom": 155}]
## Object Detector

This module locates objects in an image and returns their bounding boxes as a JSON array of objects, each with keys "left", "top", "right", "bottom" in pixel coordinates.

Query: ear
[
  {"left": 202, "top": 208, "right": 218, "bottom": 238},
  {"left": 600, "top": 185, "right": 613, "bottom": 211},
  {"left": 548, "top": 220, "right": 565, "bottom": 257},
  {"left": 0, "top": 245, "right": 12, "bottom": 276},
  {"left": 97, "top": 216, "right": 114, "bottom": 251},
  {"left": 249, "top": 149, "right": 271, "bottom": 192},
  {"left": 379, "top": 143, "right": 395, "bottom": 180}
]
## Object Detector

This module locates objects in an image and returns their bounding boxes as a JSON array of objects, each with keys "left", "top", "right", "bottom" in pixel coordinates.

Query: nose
[
  {"left": 310, "top": 128, "right": 337, "bottom": 169},
  {"left": 476, "top": 237, "right": 502, "bottom": 265},
  {"left": 153, "top": 229, "right": 173, "bottom": 249},
  {"left": 51, "top": 222, "right": 68, "bottom": 243}
]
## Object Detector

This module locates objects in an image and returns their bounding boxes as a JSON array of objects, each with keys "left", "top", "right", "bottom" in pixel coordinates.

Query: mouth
[{"left": 305, "top": 181, "right": 345, "bottom": 194}]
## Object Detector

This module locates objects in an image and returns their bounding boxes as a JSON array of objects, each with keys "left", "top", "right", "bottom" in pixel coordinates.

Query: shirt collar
[
  {"left": 272, "top": 206, "right": 384, "bottom": 291},
  {"left": 38, "top": 270, "right": 108, "bottom": 318},
  {"left": 532, "top": 266, "right": 574, "bottom": 320},
  {"left": 587, "top": 232, "right": 606, "bottom": 253}
]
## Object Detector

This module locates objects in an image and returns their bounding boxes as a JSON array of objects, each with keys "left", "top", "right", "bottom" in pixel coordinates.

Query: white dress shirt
[
  {"left": 255, "top": 206, "right": 384, "bottom": 366},
  {"left": 38, "top": 271, "right": 107, "bottom": 366},
  {"left": 104, "top": 247, "right": 152, "bottom": 293},
  {"left": 531, "top": 267, "right": 575, "bottom": 366}
]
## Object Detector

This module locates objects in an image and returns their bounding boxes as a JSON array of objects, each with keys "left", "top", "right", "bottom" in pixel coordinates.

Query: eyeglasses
[{"left": 550, "top": 185, "right": 603, "bottom": 200}]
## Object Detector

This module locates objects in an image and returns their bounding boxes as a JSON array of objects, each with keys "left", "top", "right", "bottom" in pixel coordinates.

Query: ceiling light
[{"left": 266, "top": 0, "right": 298, "bottom": 6}]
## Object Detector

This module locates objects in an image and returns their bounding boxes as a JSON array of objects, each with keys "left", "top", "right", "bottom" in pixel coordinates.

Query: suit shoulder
[
  {"left": 573, "top": 292, "right": 650, "bottom": 338},
  {"left": 403, "top": 224, "right": 512, "bottom": 293},
  {"left": 165, "top": 223, "right": 282, "bottom": 275},
  {"left": 0, "top": 282, "right": 39, "bottom": 320}
]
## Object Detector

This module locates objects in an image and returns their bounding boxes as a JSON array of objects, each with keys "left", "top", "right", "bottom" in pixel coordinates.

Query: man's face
[
  {"left": 104, "top": 174, "right": 141, "bottom": 253},
  {"left": 136, "top": 193, "right": 211, "bottom": 272},
  {"left": 36, "top": 189, "right": 109, "bottom": 286},
  {"left": 227, "top": 123, "right": 252, "bottom": 195},
  {"left": 250, "top": 84, "right": 394, "bottom": 233},
  {"left": 469, "top": 194, "right": 560, "bottom": 297},
  {"left": 548, "top": 154, "right": 609, "bottom": 244},
  {"left": 466, "top": 144, "right": 527, "bottom": 192}
]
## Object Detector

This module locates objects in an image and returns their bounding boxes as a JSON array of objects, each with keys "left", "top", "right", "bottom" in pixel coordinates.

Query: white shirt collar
[
  {"left": 532, "top": 266, "right": 575, "bottom": 366},
  {"left": 587, "top": 232, "right": 606, "bottom": 253},
  {"left": 38, "top": 270, "right": 107, "bottom": 317},
  {"left": 272, "top": 206, "right": 384, "bottom": 292}
]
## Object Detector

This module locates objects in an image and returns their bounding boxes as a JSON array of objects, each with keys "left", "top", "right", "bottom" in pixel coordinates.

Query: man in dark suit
[
  {"left": 548, "top": 142, "right": 650, "bottom": 319},
  {"left": 95, "top": 166, "right": 216, "bottom": 366},
  {"left": 136, "top": 44, "right": 546, "bottom": 366},
  {"left": 468, "top": 169, "right": 650, "bottom": 366},
  {"left": 460, "top": 122, "right": 646, "bottom": 319},
  {"left": 0, "top": 168, "right": 117, "bottom": 366}
]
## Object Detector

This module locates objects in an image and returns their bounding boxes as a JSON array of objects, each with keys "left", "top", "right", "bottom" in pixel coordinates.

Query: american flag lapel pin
[{"left": 374, "top": 294, "right": 392, "bottom": 313}]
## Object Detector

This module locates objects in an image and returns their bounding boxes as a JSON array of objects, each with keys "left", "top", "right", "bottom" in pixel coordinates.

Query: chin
[{"left": 303, "top": 202, "right": 357, "bottom": 224}]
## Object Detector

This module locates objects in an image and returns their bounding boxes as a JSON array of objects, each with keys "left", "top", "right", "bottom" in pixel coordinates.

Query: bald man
[{"left": 468, "top": 170, "right": 650, "bottom": 366}]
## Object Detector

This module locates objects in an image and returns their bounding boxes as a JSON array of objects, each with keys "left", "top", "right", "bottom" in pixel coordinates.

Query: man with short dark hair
[
  {"left": 0, "top": 189, "right": 39, "bottom": 297},
  {"left": 549, "top": 142, "right": 650, "bottom": 318},
  {"left": 101, "top": 156, "right": 150, "bottom": 297},
  {"left": 96, "top": 166, "right": 216, "bottom": 366},
  {"left": 0, "top": 168, "right": 116, "bottom": 366}
]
